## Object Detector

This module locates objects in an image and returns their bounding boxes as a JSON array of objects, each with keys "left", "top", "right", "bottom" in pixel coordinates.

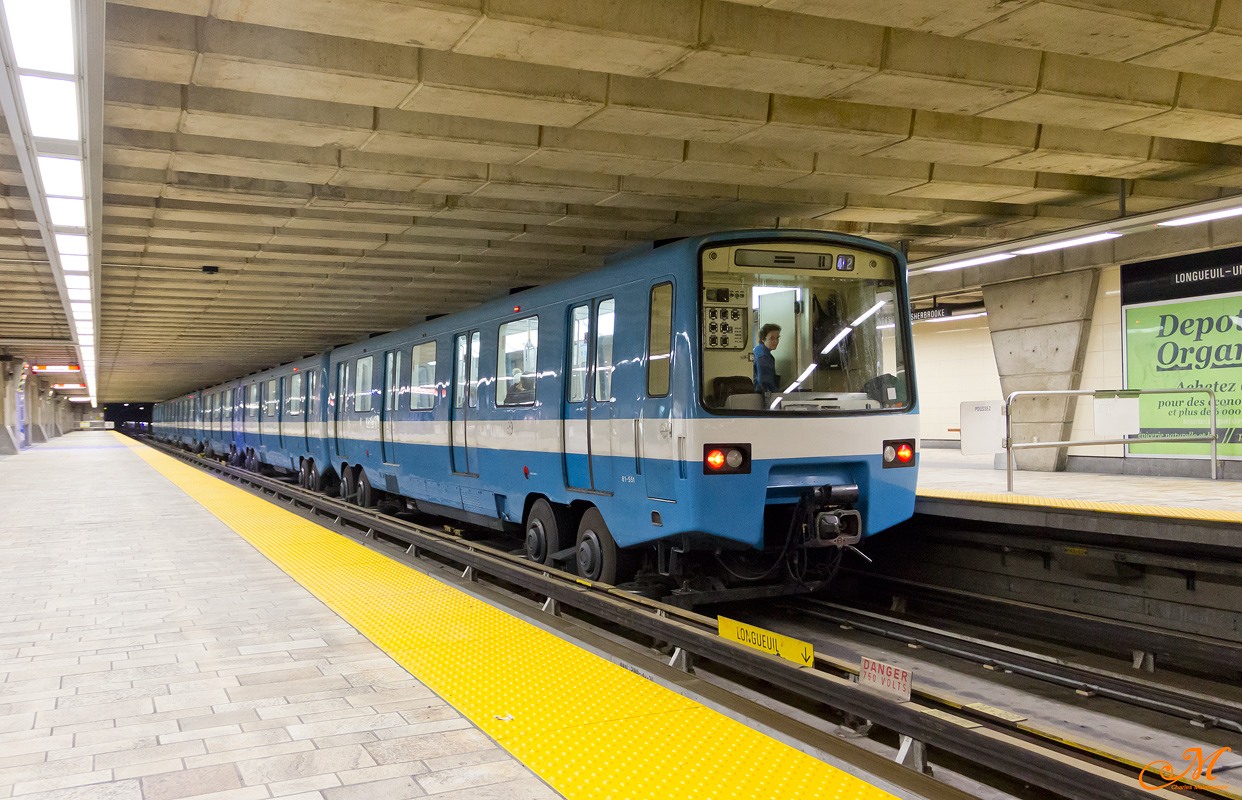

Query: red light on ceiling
[
  {"left": 513, "top": 305, "right": 521, "bottom": 313},
  {"left": 33, "top": 365, "right": 79, "bottom": 372},
  {"left": 705, "top": 449, "right": 726, "bottom": 470},
  {"left": 896, "top": 443, "right": 914, "bottom": 463}
]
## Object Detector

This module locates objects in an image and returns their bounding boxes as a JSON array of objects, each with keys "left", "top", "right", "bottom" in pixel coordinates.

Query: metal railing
[{"left": 1004, "top": 388, "right": 1218, "bottom": 492}]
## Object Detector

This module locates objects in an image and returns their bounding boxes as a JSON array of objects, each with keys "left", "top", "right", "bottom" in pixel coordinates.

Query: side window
[
  {"left": 468, "top": 332, "right": 480, "bottom": 409},
  {"left": 496, "top": 316, "right": 538, "bottom": 406},
  {"left": 411, "top": 342, "right": 436, "bottom": 410},
  {"left": 265, "top": 380, "right": 277, "bottom": 418},
  {"left": 212, "top": 392, "right": 221, "bottom": 429},
  {"left": 355, "top": 356, "right": 374, "bottom": 413},
  {"left": 248, "top": 384, "right": 259, "bottom": 419},
  {"left": 225, "top": 389, "right": 233, "bottom": 422},
  {"left": 647, "top": 283, "right": 673, "bottom": 397},
  {"left": 453, "top": 335, "right": 467, "bottom": 409},
  {"left": 307, "top": 371, "right": 317, "bottom": 418},
  {"left": 290, "top": 373, "right": 303, "bottom": 415},
  {"left": 568, "top": 305, "right": 589, "bottom": 403},
  {"left": 595, "top": 298, "right": 615, "bottom": 402}
]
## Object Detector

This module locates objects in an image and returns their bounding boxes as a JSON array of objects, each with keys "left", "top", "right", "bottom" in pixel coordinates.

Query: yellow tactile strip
[
  {"left": 917, "top": 487, "right": 1242, "bottom": 524},
  {"left": 116, "top": 434, "right": 894, "bottom": 800}
]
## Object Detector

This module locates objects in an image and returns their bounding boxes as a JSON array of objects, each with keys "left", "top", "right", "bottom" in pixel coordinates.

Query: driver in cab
[{"left": 753, "top": 323, "right": 781, "bottom": 394}]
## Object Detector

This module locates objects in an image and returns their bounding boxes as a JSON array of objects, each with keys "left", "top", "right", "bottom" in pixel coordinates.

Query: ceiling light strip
[{"left": 912, "top": 193, "right": 1242, "bottom": 274}]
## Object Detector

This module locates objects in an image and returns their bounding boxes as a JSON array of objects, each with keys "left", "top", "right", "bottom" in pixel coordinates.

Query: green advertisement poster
[{"left": 1125, "top": 292, "right": 1242, "bottom": 457}]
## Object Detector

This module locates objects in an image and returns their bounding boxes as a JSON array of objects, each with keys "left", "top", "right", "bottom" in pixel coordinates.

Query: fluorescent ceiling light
[
  {"left": 77, "top": 335, "right": 93, "bottom": 347},
  {"left": 67, "top": 287, "right": 89, "bottom": 301},
  {"left": 68, "top": 396, "right": 90, "bottom": 402},
  {"left": 820, "top": 326, "right": 853, "bottom": 354},
  {"left": 55, "top": 233, "right": 88, "bottom": 255},
  {"left": 1156, "top": 206, "right": 1242, "bottom": 227},
  {"left": 74, "top": 323, "right": 91, "bottom": 337},
  {"left": 924, "top": 253, "right": 1015, "bottom": 273},
  {"left": 850, "top": 300, "right": 887, "bottom": 327},
  {"left": 1012, "top": 232, "right": 1122, "bottom": 255},
  {"left": 64, "top": 274, "right": 89, "bottom": 289},
  {"left": 920, "top": 311, "right": 989, "bottom": 324},
  {"left": 47, "top": 196, "right": 85, "bottom": 228},
  {"left": 37, "top": 156, "right": 83, "bottom": 197},
  {"left": 80, "top": 346, "right": 94, "bottom": 359},
  {"left": 3, "top": 0, "right": 75, "bottom": 75},
  {"left": 60, "top": 254, "right": 88, "bottom": 271},
  {"left": 71, "top": 302, "right": 92, "bottom": 319},
  {"left": 19, "top": 75, "right": 79, "bottom": 140}
]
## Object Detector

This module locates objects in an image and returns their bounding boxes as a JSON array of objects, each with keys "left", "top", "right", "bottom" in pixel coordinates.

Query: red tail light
[
  {"left": 896, "top": 443, "right": 914, "bottom": 463},
  {"left": 706, "top": 449, "right": 726, "bottom": 470}
]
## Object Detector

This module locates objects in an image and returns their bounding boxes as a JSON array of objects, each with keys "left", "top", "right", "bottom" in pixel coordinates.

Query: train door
[
  {"left": 563, "top": 298, "right": 615, "bottom": 491},
  {"left": 381, "top": 349, "right": 401, "bottom": 464},
  {"left": 334, "top": 361, "right": 349, "bottom": 457},
  {"left": 290, "top": 372, "right": 306, "bottom": 451},
  {"left": 450, "top": 332, "right": 480, "bottom": 475},
  {"left": 278, "top": 376, "right": 288, "bottom": 449},
  {"left": 641, "top": 280, "right": 678, "bottom": 501}
]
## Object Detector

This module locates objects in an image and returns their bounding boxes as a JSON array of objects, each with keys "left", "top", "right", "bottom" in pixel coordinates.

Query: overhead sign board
[
  {"left": 911, "top": 307, "right": 948, "bottom": 321},
  {"left": 858, "top": 656, "right": 912, "bottom": 702},
  {"left": 717, "top": 617, "right": 814, "bottom": 667}
]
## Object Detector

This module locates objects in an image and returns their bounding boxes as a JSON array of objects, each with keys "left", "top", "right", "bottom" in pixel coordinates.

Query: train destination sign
[
  {"left": 717, "top": 617, "right": 814, "bottom": 666},
  {"left": 858, "top": 656, "right": 912, "bottom": 702}
]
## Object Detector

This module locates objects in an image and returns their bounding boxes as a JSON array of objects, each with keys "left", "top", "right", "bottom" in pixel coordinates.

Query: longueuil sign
[{"left": 1122, "top": 247, "right": 1242, "bottom": 458}]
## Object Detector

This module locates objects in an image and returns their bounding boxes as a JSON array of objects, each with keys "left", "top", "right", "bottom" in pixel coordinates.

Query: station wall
[
  {"left": 910, "top": 313, "right": 1003, "bottom": 444},
  {"left": 1067, "top": 266, "right": 1124, "bottom": 457}
]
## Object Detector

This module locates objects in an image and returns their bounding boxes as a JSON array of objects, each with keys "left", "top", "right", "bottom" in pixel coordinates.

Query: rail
[{"left": 1004, "top": 388, "right": 1219, "bottom": 492}]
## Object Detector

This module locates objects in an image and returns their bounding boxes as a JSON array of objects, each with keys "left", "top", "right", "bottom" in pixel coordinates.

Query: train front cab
[{"left": 607, "top": 234, "right": 918, "bottom": 593}]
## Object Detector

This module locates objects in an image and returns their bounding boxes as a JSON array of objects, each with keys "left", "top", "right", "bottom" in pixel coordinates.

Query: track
[
  {"left": 138, "top": 435, "right": 1235, "bottom": 800},
  {"left": 786, "top": 598, "right": 1242, "bottom": 733}
]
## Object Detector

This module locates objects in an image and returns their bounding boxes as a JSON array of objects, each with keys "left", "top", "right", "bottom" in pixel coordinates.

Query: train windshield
[{"left": 699, "top": 242, "right": 912, "bottom": 415}]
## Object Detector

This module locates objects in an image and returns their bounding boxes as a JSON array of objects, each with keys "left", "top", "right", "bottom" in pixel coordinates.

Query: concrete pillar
[
  {"left": 0, "top": 360, "right": 16, "bottom": 455},
  {"left": 983, "top": 269, "right": 1100, "bottom": 471}
]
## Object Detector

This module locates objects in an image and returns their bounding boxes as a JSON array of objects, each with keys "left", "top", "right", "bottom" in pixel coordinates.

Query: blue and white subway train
[{"left": 154, "top": 230, "right": 919, "bottom": 596}]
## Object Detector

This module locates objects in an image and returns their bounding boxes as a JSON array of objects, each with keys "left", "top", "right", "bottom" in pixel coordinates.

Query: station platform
[
  {"left": 915, "top": 450, "right": 1242, "bottom": 552},
  {"left": 0, "top": 432, "right": 909, "bottom": 800}
]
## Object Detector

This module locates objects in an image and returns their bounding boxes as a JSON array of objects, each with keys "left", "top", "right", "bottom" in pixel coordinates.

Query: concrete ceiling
[{"left": 6, "top": 0, "right": 1242, "bottom": 400}]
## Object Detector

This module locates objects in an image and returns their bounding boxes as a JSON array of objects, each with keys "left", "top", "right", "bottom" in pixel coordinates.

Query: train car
[
  {"left": 229, "top": 354, "right": 331, "bottom": 479},
  {"left": 156, "top": 229, "right": 918, "bottom": 600}
]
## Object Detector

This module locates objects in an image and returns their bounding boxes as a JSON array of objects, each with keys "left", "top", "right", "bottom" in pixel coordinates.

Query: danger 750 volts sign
[{"left": 859, "top": 656, "right": 912, "bottom": 702}]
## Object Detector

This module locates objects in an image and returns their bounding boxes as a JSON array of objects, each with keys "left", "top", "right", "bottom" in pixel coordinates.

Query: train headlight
[
  {"left": 882, "top": 439, "right": 916, "bottom": 469},
  {"left": 703, "top": 443, "right": 751, "bottom": 474}
]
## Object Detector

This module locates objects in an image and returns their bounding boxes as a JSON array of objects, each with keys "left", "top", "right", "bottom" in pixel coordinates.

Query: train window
[
  {"left": 647, "top": 283, "right": 673, "bottom": 397},
  {"left": 496, "top": 316, "right": 538, "bottom": 406},
  {"left": 595, "top": 299, "right": 615, "bottom": 402},
  {"left": 355, "top": 356, "right": 374, "bottom": 413},
  {"left": 225, "top": 389, "right": 233, "bottom": 427},
  {"left": 247, "top": 384, "right": 259, "bottom": 418},
  {"left": 265, "top": 380, "right": 278, "bottom": 419},
  {"left": 307, "top": 372, "right": 317, "bottom": 418},
  {"left": 384, "top": 351, "right": 401, "bottom": 413},
  {"left": 212, "top": 392, "right": 221, "bottom": 431},
  {"left": 411, "top": 342, "right": 436, "bottom": 410},
  {"left": 700, "top": 244, "right": 910, "bottom": 414},
  {"left": 280, "top": 377, "right": 289, "bottom": 418},
  {"left": 568, "top": 304, "right": 589, "bottom": 403},
  {"left": 468, "top": 332, "right": 480, "bottom": 409},
  {"left": 453, "top": 335, "right": 467, "bottom": 409},
  {"left": 289, "top": 373, "right": 303, "bottom": 416}
]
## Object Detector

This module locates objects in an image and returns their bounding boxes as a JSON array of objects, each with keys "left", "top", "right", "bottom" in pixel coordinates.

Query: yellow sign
[{"left": 717, "top": 616, "right": 814, "bottom": 666}]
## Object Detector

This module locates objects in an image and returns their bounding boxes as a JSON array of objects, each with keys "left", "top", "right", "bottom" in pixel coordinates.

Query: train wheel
[
  {"left": 340, "top": 468, "right": 357, "bottom": 504},
  {"left": 298, "top": 460, "right": 310, "bottom": 489},
  {"left": 575, "top": 508, "right": 633, "bottom": 584},
  {"left": 355, "top": 471, "right": 375, "bottom": 508},
  {"left": 307, "top": 462, "right": 320, "bottom": 493},
  {"left": 524, "top": 499, "right": 566, "bottom": 565}
]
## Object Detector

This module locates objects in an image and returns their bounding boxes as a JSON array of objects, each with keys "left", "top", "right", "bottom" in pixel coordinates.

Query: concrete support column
[
  {"left": 983, "top": 269, "right": 1100, "bottom": 471},
  {"left": 0, "top": 361, "right": 15, "bottom": 455}
]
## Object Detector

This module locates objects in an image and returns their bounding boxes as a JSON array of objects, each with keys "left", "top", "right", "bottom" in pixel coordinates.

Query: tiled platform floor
[
  {"left": 0, "top": 432, "right": 558, "bottom": 800},
  {"left": 917, "top": 449, "right": 1242, "bottom": 514}
]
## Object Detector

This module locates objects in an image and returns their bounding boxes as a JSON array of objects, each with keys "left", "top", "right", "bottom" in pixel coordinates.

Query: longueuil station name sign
[{"left": 1122, "top": 246, "right": 1242, "bottom": 457}]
